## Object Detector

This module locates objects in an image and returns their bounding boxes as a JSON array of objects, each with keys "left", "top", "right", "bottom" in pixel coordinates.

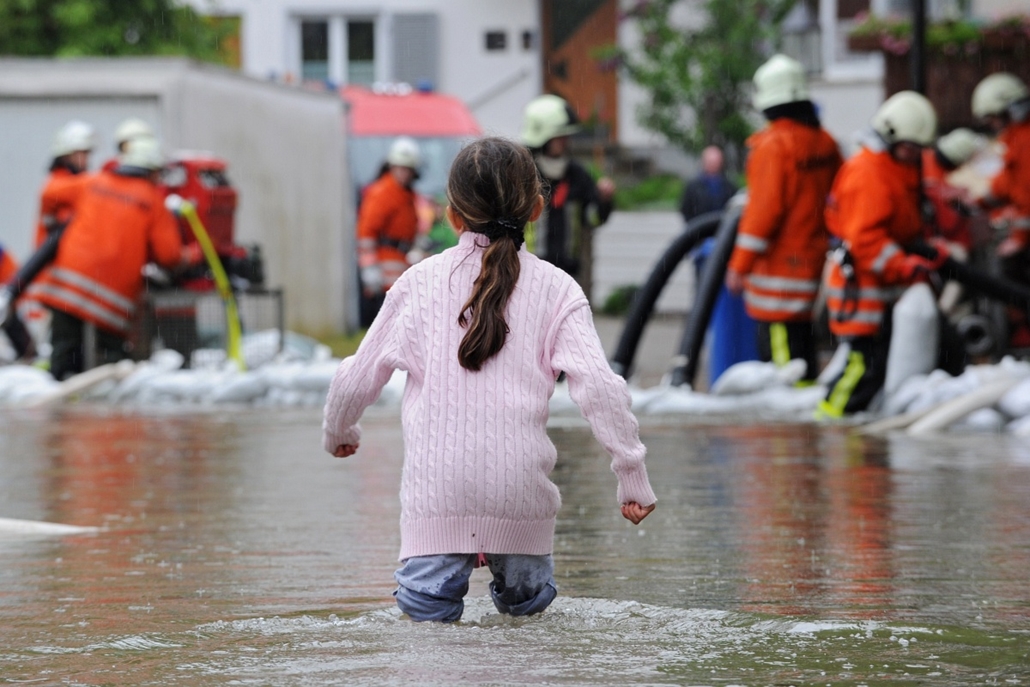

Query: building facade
[
  {"left": 187, "top": 0, "right": 544, "bottom": 140},
  {"left": 188, "top": 0, "right": 1027, "bottom": 159}
]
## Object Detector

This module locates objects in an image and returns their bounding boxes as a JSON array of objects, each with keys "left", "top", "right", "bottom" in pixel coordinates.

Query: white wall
[
  {"left": 809, "top": 78, "right": 883, "bottom": 158},
  {"left": 0, "top": 58, "right": 352, "bottom": 334},
  {"left": 172, "top": 64, "right": 352, "bottom": 334},
  {"left": 192, "top": 0, "right": 542, "bottom": 140}
]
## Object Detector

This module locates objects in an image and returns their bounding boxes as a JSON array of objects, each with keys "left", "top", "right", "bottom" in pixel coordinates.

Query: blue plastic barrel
[{"left": 694, "top": 238, "right": 758, "bottom": 385}]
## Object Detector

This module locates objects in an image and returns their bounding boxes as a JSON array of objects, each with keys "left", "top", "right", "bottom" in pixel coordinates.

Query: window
[
  {"left": 348, "top": 20, "right": 375, "bottom": 86},
  {"left": 301, "top": 20, "right": 329, "bottom": 82},
  {"left": 485, "top": 31, "right": 507, "bottom": 51}
]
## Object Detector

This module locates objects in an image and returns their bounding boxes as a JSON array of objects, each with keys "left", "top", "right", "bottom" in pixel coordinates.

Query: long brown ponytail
[{"left": 447, "top": 138, "right": 542, "bottom": 371}]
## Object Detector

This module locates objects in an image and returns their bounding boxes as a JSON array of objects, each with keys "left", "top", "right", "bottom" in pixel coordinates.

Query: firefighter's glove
[
  {"left": 165, "top": 194, "right": 189, "bottom": 216},
  {"left": 181, "top": 243, "right": 205, "bottom": 267},
  {"left": 406, "top": 248, "right": 426, "bottom": 265},
  {"left": 361, "top": 265, "right": 384, "bottom": 295},
  {"left": 898, "top": 255, "right": 936, "bottom": 282},
  {"left": 724, "top": 268, "right": 745, "bottom": 296},
  {"left": 925, "top": 237, "right": 952, "bottom": 271}
]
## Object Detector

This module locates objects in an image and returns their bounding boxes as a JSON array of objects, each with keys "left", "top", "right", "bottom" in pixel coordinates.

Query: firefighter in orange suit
[
  {"left": 32, "top": 137, "right": 195, "bottom": 380},
  {"left": 102, "top": 118, "right": 155, "bottom": 173},
  {"left": 21, "top": 122, "right": 98, "bottom": 351},
  {"left": 34, "top": 120, "right": 95, "bottom": 248},
  {"left": 921, "top": 127, "right": 983, "bottom": 251},
  {"left": 725, "top": 54, "right": 843, "bottom": 382},
  {"left": 921, "top": 128, "right": 986, "bottom": 325},
  {"left": 971, "top": 72, "right": 1030, "bottom": 347},
  {"left": 356, "top": 136, "right": 421, "bottom": 326},
  {"left": 818, "top": 91, "right": 949, "bottom": 417}
]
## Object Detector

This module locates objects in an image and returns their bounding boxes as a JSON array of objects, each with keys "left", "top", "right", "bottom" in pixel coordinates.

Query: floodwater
[{"left": 1, "top": 405, "right": 1028, "bottom": 686}]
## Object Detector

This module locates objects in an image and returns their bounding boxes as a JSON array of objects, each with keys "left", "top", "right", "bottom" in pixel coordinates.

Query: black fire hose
[
  {"left": 3, "top": 225, "right": 66, "bottom": 302},
  {"left": 907, "top": 240, "right": 1030, "bottom": 313},
  {"left": 0, "top": 225, "right": 66, "bottom": 359},
  {"left": 609, "top": 211, "right": 724, "bottom": 379},
  {"left": 667, "top": 202, "right": 743, "bottom": 387}
]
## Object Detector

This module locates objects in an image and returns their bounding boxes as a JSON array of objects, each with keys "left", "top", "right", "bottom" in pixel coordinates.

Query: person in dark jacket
[
  {"left": 679, "top": 145, "right": 737, "bottom": 224},
  {"left": 520, "top": 94, "right": 614, "bottom": 298}
]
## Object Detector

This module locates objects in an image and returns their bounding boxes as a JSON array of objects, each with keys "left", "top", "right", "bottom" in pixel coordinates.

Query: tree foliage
[
  {"left": 610, "top": 0, "right": 796, "bottom": 167},
  {"left": 0, "top": 0, "right": 235, "bottom": 65}
]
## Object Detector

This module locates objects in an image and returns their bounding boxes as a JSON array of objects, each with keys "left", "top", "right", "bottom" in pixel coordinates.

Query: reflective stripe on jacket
[
  {"left": 356, "top": 172, "right": 418, "bottom": 289},
  {"left": 824, "top": 147, "right": 923, "bottom": 337},
  {"left": 32, "top": 171, "right": 182, "bottom": 334},
  {"left": 727, "top": 119, "right": 842, "bottom": 322}
]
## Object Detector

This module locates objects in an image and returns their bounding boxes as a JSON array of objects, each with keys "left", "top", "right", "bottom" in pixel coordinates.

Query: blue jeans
[{"left": 394, "top": 553, "right": 558, "bottom": 623}]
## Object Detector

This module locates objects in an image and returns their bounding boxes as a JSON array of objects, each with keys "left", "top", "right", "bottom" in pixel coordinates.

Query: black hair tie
[{"left": 482, "top": 216, "right": 525, "bottom": 249}]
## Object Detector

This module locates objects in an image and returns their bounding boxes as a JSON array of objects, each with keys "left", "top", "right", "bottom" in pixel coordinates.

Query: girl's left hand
[
  {"left": 333, "top": 444, "right": 359, "bottom": 458},
  {"left": 621, "top": 501, "right": 655, "bottom": 525}
]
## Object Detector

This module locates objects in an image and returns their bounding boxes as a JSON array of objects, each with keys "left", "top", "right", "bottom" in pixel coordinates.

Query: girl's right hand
[
  {"left": 333, "top": 444, "right": 359, "bottom": 458},
  {"left": 621, "top": 502, "right": 655, "bottom": 525}
]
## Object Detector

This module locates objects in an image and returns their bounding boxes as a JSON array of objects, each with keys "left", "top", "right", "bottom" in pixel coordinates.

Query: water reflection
[{"left": 0, "top": 408, "right": 1028, "bottom": 685}]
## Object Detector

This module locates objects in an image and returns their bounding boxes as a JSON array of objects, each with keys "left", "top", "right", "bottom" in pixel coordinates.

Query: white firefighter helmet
[
  {"left": 752, "top": 53, "right": 809, "bottom": 111},
  {"left": 50, "top": 120, "right": 96, "bottom": 158},
  {"left": 871, "top": 90, "right": 937, "bottom": 147},
  {"left": 387, "top": 136, "right": 422, "bottom": 170},
  {"left": 520, "top": 94, "right": 581, "bottom": 148},
  {"left": 971, "top": 72, "right": 1029, "bottom": 119},
  {"left": 118, "top": 136, "right": 165, "bottom": 170},
  {"left": 936, "top": 127, "right": 983, "bottom": 167},
  {"left": 114, "top": 118, "right": 154, "bottom": 147}
]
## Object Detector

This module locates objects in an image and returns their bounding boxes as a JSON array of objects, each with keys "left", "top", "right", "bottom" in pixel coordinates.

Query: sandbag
[
  {"left": 710, "top": 359, "right": 806, "bottom": 396},
  {"left": 210, "top": 371, "right": 269, "bottom": 404},
  {"left": 952, "top": 407, "right": 1006, "bottom": 432},
  {"left": 998, "top": 377, "right": 1030, "bottom": 419},
  {"left": 1006, "top": 414, "right": 1030, "bottom": 436},
  {"left": 884, "top": 283, "right": 939, "bottom": 401},
  {"left": 882, "top": 372, "right": 930, "bottom": 416}
]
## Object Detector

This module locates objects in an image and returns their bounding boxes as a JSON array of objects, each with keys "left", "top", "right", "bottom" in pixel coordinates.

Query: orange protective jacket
[
  {"left": 922, "top": 149, "right": 972, "bottom": 249},
  {"left": 988, "top": 119, "right": 1030, "bottom": 247},
  {"left": 356, "top": 172, "right": 418, "bottom": 290},
  {"left": 728, "top": 119, "right": 842, "bottom": 322},
  {"left": 35, "top": 168, "right": 91, "bottom": 248},
  {"left": 824, "top": 147, "right": 923, "bottom": 338},
  {"left": 31, "top": 171, "right": 182, "bottom": 335}
]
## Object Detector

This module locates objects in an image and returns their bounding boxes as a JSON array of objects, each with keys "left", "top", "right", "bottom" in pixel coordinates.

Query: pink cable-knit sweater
[{"left": 323, "top": 231, "right": 656, "bottom": 560}]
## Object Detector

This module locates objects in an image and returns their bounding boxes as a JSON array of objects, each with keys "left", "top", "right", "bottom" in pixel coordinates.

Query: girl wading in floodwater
[{"left": 323, "top": 136, "right": 656, "bottom": 623}]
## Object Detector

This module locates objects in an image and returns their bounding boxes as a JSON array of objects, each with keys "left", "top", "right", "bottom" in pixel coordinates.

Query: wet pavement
[{"left": 2, "top": 405, "right": 1029, "bottom": 685}]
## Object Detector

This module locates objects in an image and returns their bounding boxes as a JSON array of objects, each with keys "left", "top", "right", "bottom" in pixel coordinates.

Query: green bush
[{"left": 600, "top": 284, "right": 640, "bottom": 316}]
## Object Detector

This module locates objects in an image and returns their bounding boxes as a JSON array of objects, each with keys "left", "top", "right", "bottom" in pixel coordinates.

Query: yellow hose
[{"left": 179, "top": 202, "right": 245, "bottom": 370}]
